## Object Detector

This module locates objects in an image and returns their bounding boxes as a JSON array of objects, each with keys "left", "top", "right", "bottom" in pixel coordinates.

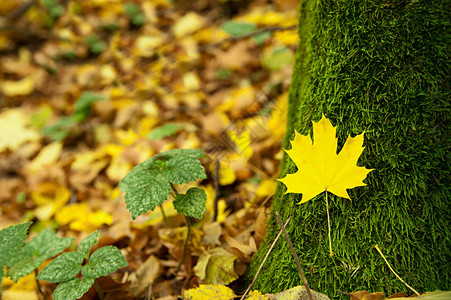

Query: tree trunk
[{"left": 245, "top": 1, "right": 450, "bottom": 298}]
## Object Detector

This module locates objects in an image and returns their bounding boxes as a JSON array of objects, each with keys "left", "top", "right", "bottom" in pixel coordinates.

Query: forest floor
[{"left": 0, "top": 0, "right": 299, "bottom": 299}]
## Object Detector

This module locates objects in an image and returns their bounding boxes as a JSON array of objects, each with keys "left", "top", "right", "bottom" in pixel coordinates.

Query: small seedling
[
  {"left": 120, "top": 148, "right": 207, "bottom": 270},
  {"left": 0, "top": 223, "right": 127, "bottom": 300}
]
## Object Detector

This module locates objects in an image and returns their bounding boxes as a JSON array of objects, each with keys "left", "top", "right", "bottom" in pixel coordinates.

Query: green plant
[
  {"left": 124, "top": 3, "right": 146, "bottom": 27},
  {"left": 42, "top": 92, "right": 105, "bottom": 140},
  {"left": 0, "top": 223, "right": 127, "bottom": 300},
  {"left": 120, "top": 148, "right": 207, "bottom": 270}
]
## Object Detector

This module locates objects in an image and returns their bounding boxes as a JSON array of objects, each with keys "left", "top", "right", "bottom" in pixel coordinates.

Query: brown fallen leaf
[
  {"left": 129, "top": 255, "right": 162, "bottom": 298},
  {"left": 348, "top": 290, "right": 385, "bottom": 300}
]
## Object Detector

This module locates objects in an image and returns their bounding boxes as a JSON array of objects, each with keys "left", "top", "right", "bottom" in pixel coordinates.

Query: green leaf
[
  {"left": 123, "top": 174, "right": 171, "bottom": 219},
  {"left": 77, "top": 231, "right": 101, "bottom": 259},
  {"left": 158, "top": 149, "right": 206, "bottom": 184},
  {"left": 0, "top": 222, "right": 32, "bottom": 288},
  {"left": 52, "top": 277, "right": 94, "bottom": 300},
  {"left": 262, "top": 47, "right": 294, "bottom": 70},
  {"left": 73, "top": 92, "right": 105, "bottom": 121},
  {"left": 7, "top": 228, "right": 74, "bottom": 282},
  {"left": 221, "top": 21, "right": 256, "bottom": 37},
  {"left": 124, "top": 3, "right": 145, "bottom": 26},
  {"left": 120, "top": 149, "right": 206, "bottom": 219},
  {"left": 147, "top": 123, "right": 185, "bottom": 140},
  {"left": 81, "top": 246, "right": 127, "bottom": 278},
  {"left": 173, "top": 187, "right": 207, "bottom": 219},
  {"left": 85, "top": 35, "right": 106, "bottom": 55},
  {"left": 37, "top": 252, "right": 83, "bottom": 283}
]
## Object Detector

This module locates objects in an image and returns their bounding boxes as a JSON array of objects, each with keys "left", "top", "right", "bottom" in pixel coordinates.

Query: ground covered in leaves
[{"left": 0, "top": 0, "right": 299, "bottom": 299}]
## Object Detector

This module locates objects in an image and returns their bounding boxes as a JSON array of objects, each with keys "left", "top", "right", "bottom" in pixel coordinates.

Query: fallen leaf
[
  {"left": 349, "top": 290, "right": 384, "bottom": 300},
  {"left": 266, "top": 286, "right": 330, "bottom": 300},
  {"left": 193, "top": 247, "right": 238, "bottom": 285},
  {"left": 129, "top": 255, "right": 161, "bottom": 297},
  {"left": 0, "top": 109, "right": 40, "bottom": 152},
  {"left": 27, "top": 141, "right": 63, "bottom": 173},
  {"left": 184, "top": 284, "right": 235, "bottom": 300},
  {"left": 279, "top": 114, "right": 373, "bottom": 203},
  {"left": 172, "top": 12, "right": 205, "bottom": 38},
  {"left": 1, "top": 75, "right": 36, "bottom": 96}
]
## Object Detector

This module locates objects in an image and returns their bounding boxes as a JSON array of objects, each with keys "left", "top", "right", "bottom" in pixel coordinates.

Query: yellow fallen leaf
[
  {"left": 279, "top": 114, "right": 373, "bottom": 203},
  {"left": 0, "top": 109, "right": 40, "bottom": 152},
  {"left": 134, "top": 35, "right": 164, "bottom": 57},
  {"left": 173, "top": 12, "right": 205, "bottom": 38},
  {"left": 256, "top": 179, "right": 277, "bottom": 197},
  {"left": 27, "top": 141, "right": 63, "bottom": 173},
  {"left": 228, "top": 128, "right": 253, "bottom": 159},
  {"left": 32, "top": 183, "right": 71, "bottom": 221},
  {"left": 55, "top": 203, "right": 113, "bottom": 231},
  {"left": 183, "top": 72, "right": 200, "bottom": 90},
  {"left": 184, "top": 284, "right": 236, "bottom": 300},
  {"left": 248, "top": 290, "right": 270, "bottom": 299},
  {"left": 1, "top": 75, "right": 36, "bottom": 96}
]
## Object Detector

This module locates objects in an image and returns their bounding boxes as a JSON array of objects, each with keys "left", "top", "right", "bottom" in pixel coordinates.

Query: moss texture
[{"left": 245, "top": 1, "right": 450, "bottom": 298}]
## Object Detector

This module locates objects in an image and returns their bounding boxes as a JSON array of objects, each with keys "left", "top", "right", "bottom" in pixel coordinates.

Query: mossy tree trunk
[{"left": 245, "top": 1, "right": 450, "bottom": 298}]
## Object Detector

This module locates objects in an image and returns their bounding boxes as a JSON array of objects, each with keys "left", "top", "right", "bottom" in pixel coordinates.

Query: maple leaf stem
[
  {"left": 275, "top": 212, "right": 314, "bottom": 300},
  {"left": 325, "top": 190, "right": 333, "bottom": 256}
]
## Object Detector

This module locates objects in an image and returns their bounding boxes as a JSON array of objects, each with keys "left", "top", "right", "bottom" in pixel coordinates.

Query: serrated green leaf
[
  {"left": 52, "top": 277, "right": 94, "bottom": 300},
  {"left": 7, "top": 228, "right": 74, "bottom": 282},
  {"left": 82, "top": 246, "right": 127, "bottom": 278},
  {"left": 0, "top": 222, "right": 32, "bottom": 289},
  {"left": 0, "top": 222, "right": 31, "bottom": 266},
  {"left": 173, "top": 187, "right": 207, "bottom": 219},
  {"left": 161, "top": 154, "right": 207, "bottom": 184},
  {"left": 77, "top": 231, "right": 101, "bottom": 259},
  {"left": 120, "top": 149, "right": 205, "bottom": 219},
  {"left": 221, "top": 21, "right": 256, "bottom": 37},
  {"left": 123, "top": 175, "right": 171, "bottom": 219},
  {"left": 147, "top": 123, "right": 185, "bottom": 140},
  {"left": 37, "top": 252, "right": 83, "bottom": 283}
]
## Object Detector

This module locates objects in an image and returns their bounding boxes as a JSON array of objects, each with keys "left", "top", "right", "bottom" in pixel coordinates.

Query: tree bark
[{"left": 245, "top": 1, "right": 450, "bottom": 298}]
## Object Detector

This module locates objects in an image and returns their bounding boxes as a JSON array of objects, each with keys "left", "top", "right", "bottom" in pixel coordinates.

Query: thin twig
[
  {"left": 275, "top": 212, "right": 313, "bottom": 300},
  {"left": 337, "top": 290, "right": 362, "bottom": 300},
  {"left": 6, "top": 0, "right": 38, "bottom": 22},
  {"left": 200, "top": 24, "right": 297, "bottom": 52},
  {"left": 176, "top": 215, "right": 191, "bottom": 273},
  {"left": 373, "top": 244, "right": 420, "bottom": 297},
  {"left": 94, "top": 280, "right": 104, "bottom": 300},
  {"left": 240, "top": 216, "right": 291, "bottom": 300},
  {"left": 325, "top": 190, "right": 333, "bottom": 256},
  {"left": 34, "top": 269, "right": 49, "bottom": 300},
  {"left": 213, "top": 159, "right": 220, "bottom": 222}
]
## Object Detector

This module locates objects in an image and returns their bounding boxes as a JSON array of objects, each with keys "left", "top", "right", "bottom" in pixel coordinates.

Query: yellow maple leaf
[{"left": 279, "top": 114, "right": 373, "bottom": 203}]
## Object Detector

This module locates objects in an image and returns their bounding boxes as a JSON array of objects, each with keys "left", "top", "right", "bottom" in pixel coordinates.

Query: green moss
[{"left": 245, "top": 1, "right": 450, "bottom": 298}]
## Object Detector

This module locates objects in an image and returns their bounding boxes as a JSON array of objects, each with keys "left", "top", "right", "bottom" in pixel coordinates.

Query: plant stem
[
  {"left": 240, "top": 216, "right": 291, "bottom": 300},
  {"left": 159, "top": 204, "right": 169, "bottom": 227},
  {"left": 176, "top": 215, "right": 191, "bottom": 273},
  {"left": 275, "top": 212, "right": 313, "bottom": 300},
  {"left": 374, "top": 244, "right": 420, "bottom": 297},
  {"left": 213, "top": 159, "right": 220, "bottom": 222},
  {"left": 94, "top": 279, "right": 104, "bottom": 300},
  {"left": 325, "top": 190, "right": 333, "bottom": 256},
  {"left": 170, "top": 183, "right": 179, "bottom": 196},
  {"left": 34, "top": 269, "right": 49, "bottom": 300}
]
